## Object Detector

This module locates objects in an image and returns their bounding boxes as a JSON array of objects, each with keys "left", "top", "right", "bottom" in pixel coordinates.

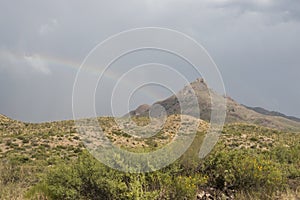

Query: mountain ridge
[
  {"left": 129, "top": 78, "right": 300, "bottom": 131},
  {"left": 244, "top": 105, "right": 300, "bottom": 123}
]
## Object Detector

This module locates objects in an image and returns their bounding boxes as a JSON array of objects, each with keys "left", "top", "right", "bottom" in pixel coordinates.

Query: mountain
[
  {"left": 244, "top": 106, "right": 300, "bottom": 123},
  {"left": 1, "top": 82, "right": 300, "bottom": 199},
  {"left": 129, "top": 78, "right": 300, "bottom": 131}
]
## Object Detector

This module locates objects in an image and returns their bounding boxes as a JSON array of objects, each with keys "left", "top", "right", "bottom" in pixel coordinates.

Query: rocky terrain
[{"left": 129, "top": 78, "right": 300, "bottom": 131}]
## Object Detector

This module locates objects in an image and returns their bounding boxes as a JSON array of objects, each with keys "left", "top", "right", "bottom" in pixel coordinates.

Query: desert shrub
[
  {"left": 271, "top": 144, "right": 300, "bottom": 180},
  {"left": 27, "top": 152, "right": 128, "bottom": 200},
  {"left": 122, "top": 173, "right": 160, "bottom": 199},
  {"left": 179, "top": 131, "right": 205, "bottom": 171},
  {"left": 5, "top": 139, "right": 12, "bottom": 146},
  {"left": 168, "top": 174, "right": 207, "bottom": 200},
  {"left": 0, "top": 159, "right": 40, "bottom": 199},
  {"left": 27, "top": 150, "right": 209, "bottom": 200},
  {"left": 73, "top": 136, "right": 80, "bottom": 140},
  {"left": 10, "top": 154, "right": 30, "bottom": 164},
  {"left": 22, "top": 137, "right": 30, "bottom": 144},
  {"left": 200, "top": 149, "right": 285, "bottom": 193},
  {"left": 272, "top": 145, "right": 300, "bottom": 165},
  {"left": 0, "top": 160, "right": 24, "bottom": 184}
]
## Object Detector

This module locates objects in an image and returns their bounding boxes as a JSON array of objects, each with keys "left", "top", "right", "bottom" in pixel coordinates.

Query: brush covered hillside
[
  {"left": 0, "top": 112, "right": 300, "bottom": 199},
  {"left": 129, "top": 78, "right": 300, "bottom": 131}
]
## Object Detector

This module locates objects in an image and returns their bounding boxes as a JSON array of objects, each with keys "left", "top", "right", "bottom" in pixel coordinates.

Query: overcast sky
[{"left": 0, "top": 0, "right": 300, "bottom": 122}]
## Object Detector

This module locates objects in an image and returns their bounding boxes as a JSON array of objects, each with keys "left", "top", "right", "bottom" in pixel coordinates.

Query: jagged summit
[{"left": 182, "top": 78, "right": 208, "bottom": 93}]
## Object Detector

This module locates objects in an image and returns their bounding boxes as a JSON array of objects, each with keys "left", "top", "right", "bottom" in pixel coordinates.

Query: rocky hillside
[
  {"left": 0, "top": 114, "right": 26, "bottom": 135},
  {"left": 129, "top": 78, "right": 300, "bottom": 131}
]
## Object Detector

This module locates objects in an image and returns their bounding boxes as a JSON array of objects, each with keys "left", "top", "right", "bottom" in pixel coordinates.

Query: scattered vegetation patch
[{"left": 0, "top": 117, "right": 299, "bottom": 199}]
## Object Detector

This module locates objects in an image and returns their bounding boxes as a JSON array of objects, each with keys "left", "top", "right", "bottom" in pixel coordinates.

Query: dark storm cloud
[{"left": 0, "top": 0, "right": 300, "bottom": 122}]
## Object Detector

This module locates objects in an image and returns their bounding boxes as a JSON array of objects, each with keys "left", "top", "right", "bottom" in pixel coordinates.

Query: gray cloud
[
  {"left": 0, "top": 50, "right": 51, "bottom": 75},
  {"left": 206, "top": 0, "right": 300, "bottom": 21},
  {"left": 0, "top": 0, "right": 300, "bottom": 122}
]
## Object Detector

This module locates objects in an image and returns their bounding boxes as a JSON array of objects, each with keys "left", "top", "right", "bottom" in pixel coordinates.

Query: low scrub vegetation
[{"left": 0, "top": 117, "right": 300, "bottom": 199}]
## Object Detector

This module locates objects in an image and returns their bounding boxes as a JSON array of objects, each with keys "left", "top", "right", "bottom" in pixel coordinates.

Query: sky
[{"left": 0, "top": 0, "right": 300, "bottom": 122}]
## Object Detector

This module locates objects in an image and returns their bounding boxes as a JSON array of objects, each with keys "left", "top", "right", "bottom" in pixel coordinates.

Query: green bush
[
  {"left": 27, "top": 151, "right": 209, "bottom": 200},
  {"left": 200, "top": 149, "right": 285, "bottom": 192},
  {"left": 27, "top": 152, "right": 128, "bottom": 200},
  {"left": 168, "top": 174, "right": 207, "bottom": 200}
]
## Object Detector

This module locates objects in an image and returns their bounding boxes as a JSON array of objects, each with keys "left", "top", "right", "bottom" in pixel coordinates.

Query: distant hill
[
  {"left": 129, "top": 78, "right": 300, "bottom": 131},
  {"left": 0, "top": 114, "right": 25, "bottom": 135},
  {"left": 244, "top": 106, "right": 300, "bottom": 123}
]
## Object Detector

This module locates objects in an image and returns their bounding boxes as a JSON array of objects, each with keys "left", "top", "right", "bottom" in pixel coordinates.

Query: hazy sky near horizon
[{"left": 0, "top": 0, "right": 300, "bottom": 122}]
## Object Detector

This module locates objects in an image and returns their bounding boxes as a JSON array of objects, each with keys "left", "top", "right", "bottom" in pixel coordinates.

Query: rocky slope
[{"left": 129, "top": 78, "right": 300, "bottom": 131}]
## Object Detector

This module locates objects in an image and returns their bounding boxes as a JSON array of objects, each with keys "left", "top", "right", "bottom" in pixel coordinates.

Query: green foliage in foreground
[
  {"left": 200, "top": 149, "right": 285, "bottom": 191},
  {"left": 26, "top": 151, "right": 207, "bottom": 200},
  {"left": 25, "top": 142, "right": 300, "bottom": 200},
  {"left": 1, "top": 123, "right": 300, "bottom": 199}
]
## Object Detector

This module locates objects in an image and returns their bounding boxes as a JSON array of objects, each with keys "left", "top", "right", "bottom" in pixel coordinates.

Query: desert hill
[
  {"left": 244, "top": 105, "right": 300, "bottom": 122},
  {"left": 0, "top": 113, "right": 300, "bottom": 199},
  {"left": 129, "top": 78, "right": 300, "bottom": 131}
]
